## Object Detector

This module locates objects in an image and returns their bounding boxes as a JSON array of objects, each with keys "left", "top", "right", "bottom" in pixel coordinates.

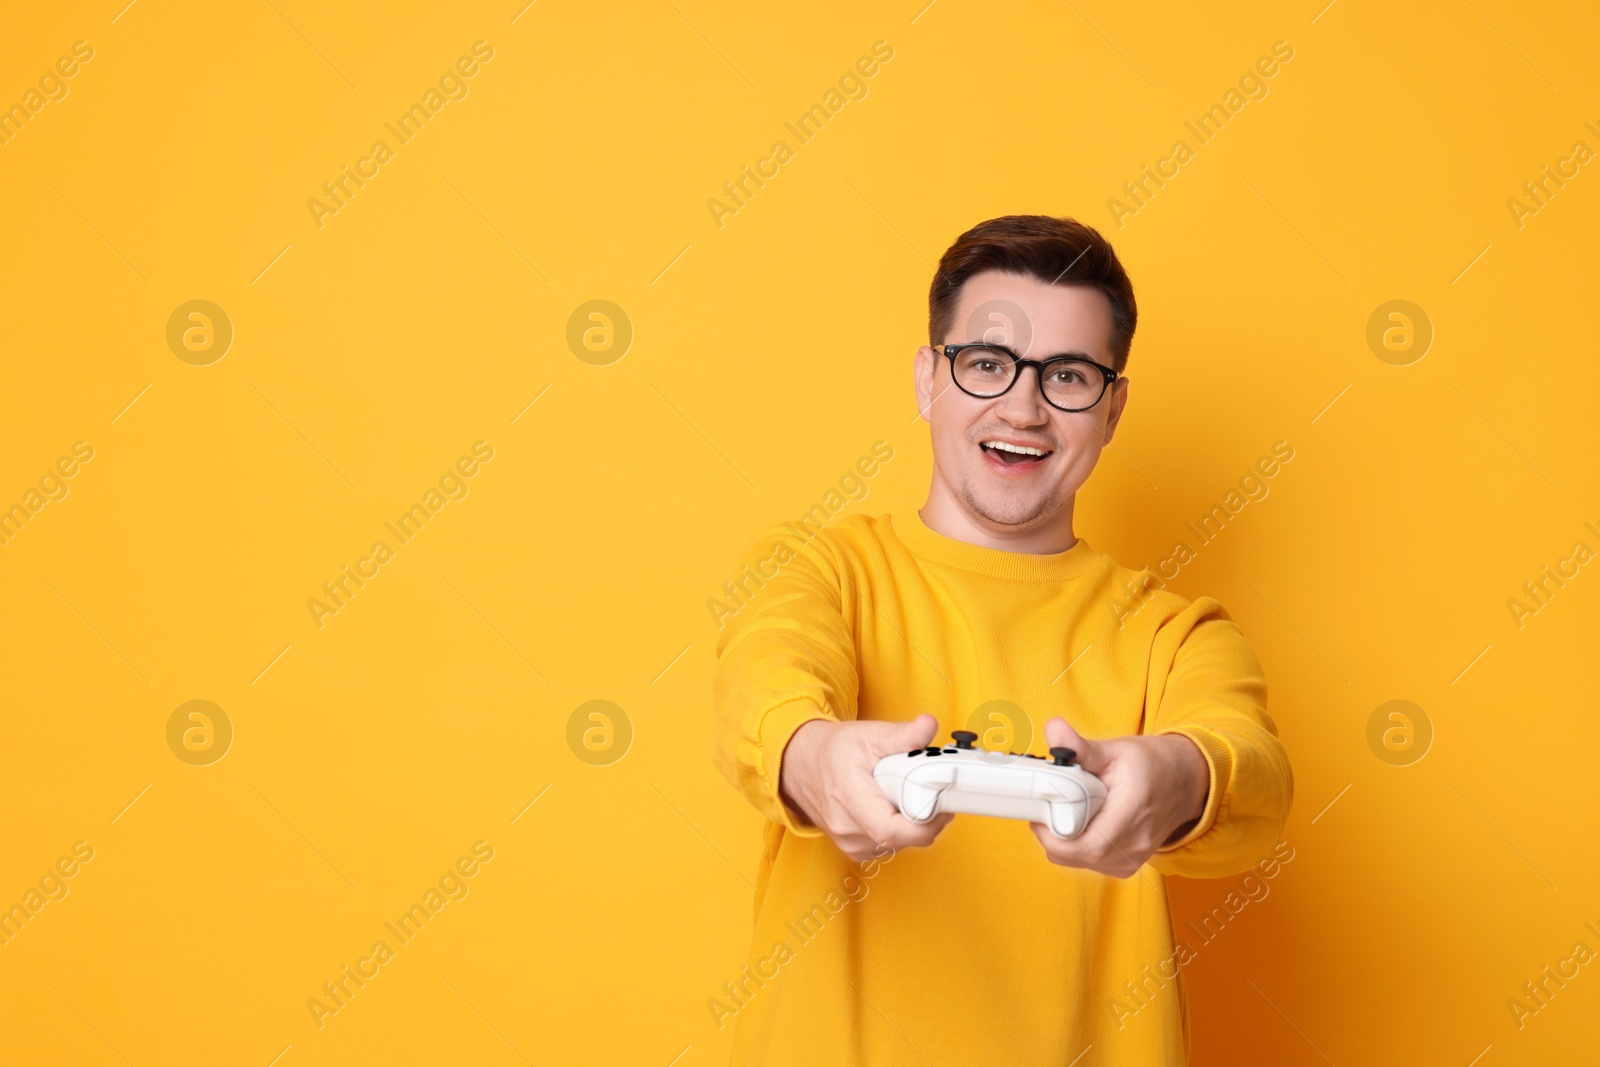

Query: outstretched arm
[
  {"left": 1030, "top": 597, "right": 1293, "bottom": 878},
  {"left": 711, "top": 524, "right": 952, "bottom": 858},
  {"left": 711, "top": 524, "right": 854, "bottom": 835}
]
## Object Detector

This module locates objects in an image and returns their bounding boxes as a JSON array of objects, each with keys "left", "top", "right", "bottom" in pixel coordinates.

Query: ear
[
  {"left": 914, "top": 345, "right": 938, "bottom": 423},
  {"left": 1100, "top": 376, "right": 1130, "bottom": 443}
]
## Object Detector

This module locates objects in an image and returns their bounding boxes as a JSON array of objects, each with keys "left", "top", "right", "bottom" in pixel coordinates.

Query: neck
[{"left": 918, "top": 477, "right": 1078, "bottom": 554}]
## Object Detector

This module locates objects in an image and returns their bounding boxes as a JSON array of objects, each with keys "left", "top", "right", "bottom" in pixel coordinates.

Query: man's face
[{"left": 914, "top": 270, "right": 1129, "bottom": 534}]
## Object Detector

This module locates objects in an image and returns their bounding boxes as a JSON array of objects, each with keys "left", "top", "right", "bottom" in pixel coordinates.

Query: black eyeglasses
[{"left": 940, "top": 343, "right": 1119, "bottom": 412}]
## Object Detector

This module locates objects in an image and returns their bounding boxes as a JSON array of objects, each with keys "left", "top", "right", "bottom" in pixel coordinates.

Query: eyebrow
[{"left": 958, "top": 341, "right": 1094, "bottom": 360}]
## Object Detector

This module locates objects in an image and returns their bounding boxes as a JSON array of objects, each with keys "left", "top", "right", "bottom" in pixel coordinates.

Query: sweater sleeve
[
  {"left": 711, "top": 524, "right": 859, "bottom": 837},
  {"left": 1144, "top": 597, "right": 1294, "bottom": 878}
]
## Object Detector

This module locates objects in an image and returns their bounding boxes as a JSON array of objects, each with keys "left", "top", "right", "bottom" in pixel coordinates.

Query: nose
[{"left": 993, "top": 363, "right": 1050, "bottom": 426}]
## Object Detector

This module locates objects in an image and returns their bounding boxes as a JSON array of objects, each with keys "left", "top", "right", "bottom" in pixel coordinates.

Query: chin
[{"left": 966, "top": 489, "right": 1057, "bottom": 529}]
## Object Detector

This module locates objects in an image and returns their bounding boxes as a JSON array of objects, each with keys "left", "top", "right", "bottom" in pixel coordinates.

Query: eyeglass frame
[{"left": 938, "top": 342, "right": 1121, "bottom": 412}]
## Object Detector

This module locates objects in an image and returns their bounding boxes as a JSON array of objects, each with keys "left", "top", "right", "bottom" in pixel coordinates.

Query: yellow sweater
[{"left": 711, "top": 511, "right": 1293, "bottom": 1066}]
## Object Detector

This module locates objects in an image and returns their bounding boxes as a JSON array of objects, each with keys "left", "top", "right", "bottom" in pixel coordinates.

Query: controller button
[
  {"left": 908, "top": 749, "right": 923, "bottom": 756},
  {"left": 951, "top": 730, "right": 978, "bottom": 749},
  {"left": 1049, "top": 747, "right": 1077, "bottom": 767},
  {"left": 926, "top": 748, "right": 943, "bottom": 756}
]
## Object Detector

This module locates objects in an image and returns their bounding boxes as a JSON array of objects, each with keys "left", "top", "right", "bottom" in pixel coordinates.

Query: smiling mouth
[{"left": 980, "top": 440, "right": 1054, "bottom": 467}]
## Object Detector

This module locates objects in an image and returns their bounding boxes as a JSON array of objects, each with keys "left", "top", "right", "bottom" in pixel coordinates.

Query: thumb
[
  {"left": 1044, "top": 716, "right": 1107, "bottom": 775},
  {"left": 874, "top": 713, "right": 940, "bottom": 756}
]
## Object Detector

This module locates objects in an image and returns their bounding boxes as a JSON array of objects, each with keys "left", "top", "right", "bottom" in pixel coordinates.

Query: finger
[
  {"left": 837, "top": 836, "right": 883, "bottom": 864},
  {"left": 1029, "top": 777, "right": 1139, "bottom": 865},
  {"left": 1031, "top": 820, "right": 1102, "bottom": 869},
  {"left": 1077, "top": 804, "right": 1152, "bottom": 875},
  {"left": 1031, "top": 820, "right": 1073, "bottom": 864},
  {"left": 885, "top": 812, "right": 954, "bottom": 849},
  {"left": 1069, "top": 776, "right": 1144, "bottom": 858},
  {"left": 837, "top": 813, "right": 946, "bottom": 862},
  {"left": 846, "top": 774, "right": 935, "bottom": 842},
  {"left": 885, "top": 810, "right": 954, "bottom": 849},
  {"left": 1030, "top": 821, "right": 1141, "bottom": 876},
  {"left": 869, "top": 712, "right": 940, "bottom": 759},
  {"left": 857, "top": 797, "right": 953, "bottom": 850},
  {"left": 1044, "top": 716, "right": 1108, "bottom": 776},
  {"left": 849, "top": 765, "right": 912, "bottom": 819},
  {"left": 1082, "top": 771, "right": 1140, "bottom": 838}
]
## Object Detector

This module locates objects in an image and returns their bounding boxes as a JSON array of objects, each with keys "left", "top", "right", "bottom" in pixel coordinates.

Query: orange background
[{"left": 1, "top": 1, "right": 1597, "bottom": 1064}]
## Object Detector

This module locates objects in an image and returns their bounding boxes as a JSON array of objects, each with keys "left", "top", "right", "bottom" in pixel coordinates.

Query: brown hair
[{"left": 928, "top": 215, "right": 1138, "bottom": 372}]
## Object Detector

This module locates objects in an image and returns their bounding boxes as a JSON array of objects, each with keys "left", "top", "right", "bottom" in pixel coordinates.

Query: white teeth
[{"left": 983, "top": 440, "right": 1048, "bottom": 457}]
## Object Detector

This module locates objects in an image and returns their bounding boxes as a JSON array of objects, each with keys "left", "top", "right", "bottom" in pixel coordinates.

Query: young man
[{"left": 711, "top": 215, "right": 1293, "bottom": 1065}]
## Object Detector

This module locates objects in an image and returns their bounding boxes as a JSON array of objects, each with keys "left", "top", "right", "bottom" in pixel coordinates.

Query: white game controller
[{"left": 874, "top": 731, "right": 1108, "bottom": 839}]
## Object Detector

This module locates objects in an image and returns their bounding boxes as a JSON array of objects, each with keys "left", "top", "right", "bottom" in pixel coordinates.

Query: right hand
[{"left": 778, "top": 713, "right": 954, "bottom": 862}]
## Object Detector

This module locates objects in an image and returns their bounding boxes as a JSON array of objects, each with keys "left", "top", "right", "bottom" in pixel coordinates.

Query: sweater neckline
[{"left": 890, "top": 510, "right": 1099, "bottom": 582}]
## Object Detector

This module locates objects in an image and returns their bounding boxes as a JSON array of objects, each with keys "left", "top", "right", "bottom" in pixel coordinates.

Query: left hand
[{"left": 1030, "top": 717, "right": 1209, "bottom": 878}]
